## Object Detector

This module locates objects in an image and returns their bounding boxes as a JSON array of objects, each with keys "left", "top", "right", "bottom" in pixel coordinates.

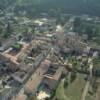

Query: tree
[
  {"left": 6, "top": 22, "right": 12, "bottom": 34},
  {"left": 73, "top": 17, "right": 81, "bottom": 33},
  {"left": 12, "top": 43, "right": 22, "bottom": 51},
  {"left": 3, "top": 22, "right": 12, "bottom": 38},
  {"left": 0, "top": 26, "right": 3, "bottom": 33},
  {"left": 74, "top": 17, "right": 81, "bottom": 27}
]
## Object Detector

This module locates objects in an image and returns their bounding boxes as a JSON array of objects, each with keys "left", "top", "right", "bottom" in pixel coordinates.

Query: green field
[
  {"left": 54, "top": 74, "right": 86, "bottom": 100},
  {"left": 64, "top": 74, "right": 86, "bottom": 100},
  {"left": 54, "top": 79, "right": 69, "bottom": 100}
]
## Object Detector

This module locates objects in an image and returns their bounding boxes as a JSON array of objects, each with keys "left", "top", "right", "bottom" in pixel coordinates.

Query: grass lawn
[
  {"left": 64, "top": 74, "right": 86, "bottom": 100},
  {"left": 86, "top": 94, "right": 95, "bottom": 100},
  {"left": 54, "top": 79, "right": 69, "bottom": 100},
  {"left": 53, "top": 74, "right": 86, "bottom": 100}
]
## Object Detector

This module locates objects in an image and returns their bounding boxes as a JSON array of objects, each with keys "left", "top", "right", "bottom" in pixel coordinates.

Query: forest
[{"left": 0, "top": 0, "right": 100, "bottom": 16}]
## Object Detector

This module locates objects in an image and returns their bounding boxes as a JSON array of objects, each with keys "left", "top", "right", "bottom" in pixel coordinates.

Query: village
[{"left": 0, "top": 16, "right": 100, "bottom": 100}]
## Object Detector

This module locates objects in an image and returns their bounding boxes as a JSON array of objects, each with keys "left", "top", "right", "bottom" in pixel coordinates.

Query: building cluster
[
  {"left": 0, "top": 29, "right": 100, "bottom": 100},
  {"left": 0, "top": 16, "right": 100, "bottom": 100},
  {"left": 0, "top": 34, "right": 49, "bottom": 99}
]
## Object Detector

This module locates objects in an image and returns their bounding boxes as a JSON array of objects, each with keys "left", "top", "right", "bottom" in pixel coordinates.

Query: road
[
  {"left": 95, "top": 83, "right": 100, "bottom": 100},
  {"left": 81, "top": 59, "right": 93, "bottom": 100}
]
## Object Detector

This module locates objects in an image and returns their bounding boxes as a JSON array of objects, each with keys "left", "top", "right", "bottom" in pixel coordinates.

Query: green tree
[
  {"left": 73, "top": 17, "right": 81, "bottom": 32},
  {"left": 3, "top": 22, "right": 12, "bottom": 38},
  {"left": 6, "top": 22, "right": 12, "bottom": 34}
]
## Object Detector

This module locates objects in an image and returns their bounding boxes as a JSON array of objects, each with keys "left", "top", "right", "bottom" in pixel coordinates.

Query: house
[{"left": 37, "top": 65, "right": 63, "bottom": 100}]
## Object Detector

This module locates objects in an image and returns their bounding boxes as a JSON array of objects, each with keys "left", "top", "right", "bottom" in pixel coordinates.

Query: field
[{"left": 54, "top": 74, "right": 86, "bottom": 100}]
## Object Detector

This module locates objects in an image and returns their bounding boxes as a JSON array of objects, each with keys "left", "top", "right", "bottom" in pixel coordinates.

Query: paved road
[
  {"left": 81, "top": 81, "right": 90, "bottom": 100},
  {"left": 95, "top": 84, "right": 100, "bottom": 100},
  {"left": 81, "top": 59, "right": 93, "bottom": 100}
]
